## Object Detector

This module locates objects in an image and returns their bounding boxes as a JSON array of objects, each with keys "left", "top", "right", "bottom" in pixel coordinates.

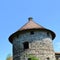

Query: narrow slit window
[
  {"left": 23, "top": 42, "right": 29, "bottom": 50},
  {"left": 16, "top": 35, "right": 19, "bottom": 38},
  {"left": 47, "top": 32, "right": 50, "bottom": 37}
]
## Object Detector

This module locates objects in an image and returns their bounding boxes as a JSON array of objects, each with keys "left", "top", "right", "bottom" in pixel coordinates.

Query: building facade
[
  {"left": 55, "top": 53, "right": 60, "bottom": 60},
  {"left": 8, "top": 17, "right": 59, "bottom": 60}
]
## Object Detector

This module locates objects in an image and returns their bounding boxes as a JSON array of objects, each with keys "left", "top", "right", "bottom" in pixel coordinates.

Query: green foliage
[{"left": 28, "top": 55, "right": 39, "bottom": 60}]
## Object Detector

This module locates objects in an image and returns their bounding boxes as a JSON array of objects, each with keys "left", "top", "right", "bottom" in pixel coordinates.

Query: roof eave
[{"left": 9, "top": 28, "right": 56, "bottom": 44}]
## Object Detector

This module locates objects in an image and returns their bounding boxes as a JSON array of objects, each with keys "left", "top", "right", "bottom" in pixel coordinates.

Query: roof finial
[{"left": 28, "top": 17, "right": 33, "bottom": 21}]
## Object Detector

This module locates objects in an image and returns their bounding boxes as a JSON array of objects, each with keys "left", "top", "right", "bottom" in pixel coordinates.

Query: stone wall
[{"left": 13, "top": 30, "right": 56, "bottom": 60}]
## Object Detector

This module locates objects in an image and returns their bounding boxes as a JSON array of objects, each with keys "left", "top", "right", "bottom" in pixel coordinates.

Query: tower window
[
  {"left": 28, "top": 58, "right": 31, "bottom": 60},
  {"left": 47, "top": 32, "right": 50, "bottom": 37},
  {"left": 47, "top": 57, "right": 50, "bottom": 60},
  {"left": 30, "top": 31, "right": 34, "bottom": 35},
  {"left": 23, "top": 42, "right": 29, "bottom": 50},
  {"left": 16, "top": 35, "right": 19, "bottom": 38}
]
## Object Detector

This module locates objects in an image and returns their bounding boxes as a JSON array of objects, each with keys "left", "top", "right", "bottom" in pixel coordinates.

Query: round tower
[{"left": 9, "top": 17, "right": 56, "bottom": 60}]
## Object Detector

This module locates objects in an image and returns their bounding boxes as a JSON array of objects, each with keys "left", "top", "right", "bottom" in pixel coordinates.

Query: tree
[{"left": 6, "top": 54, "right": 12, "bottom": 60}]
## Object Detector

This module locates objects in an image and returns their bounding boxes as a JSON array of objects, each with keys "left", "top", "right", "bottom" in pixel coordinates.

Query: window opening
[
  {"left": 47, "top": 57, "right": 50, "bottom": 60},
  {"left": 47, "top": 32, "right": 50, "bottom": 37},
  {"left": 16, "top": 34, "right": 19, "bottom": 38},
  {"left": 30, "top": 31, "right": 34, "bottom": 35},
  {"left": 23, "top": 42, "right": 29, "bottom": 50}
]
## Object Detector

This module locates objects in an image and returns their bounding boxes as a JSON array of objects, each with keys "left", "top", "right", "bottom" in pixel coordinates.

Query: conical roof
[
  {"left": 9, "top": 17, "right": 56, "bottom": 43},
  {"left": 20, "top": 17, "right": 45, "bottom": 31}
]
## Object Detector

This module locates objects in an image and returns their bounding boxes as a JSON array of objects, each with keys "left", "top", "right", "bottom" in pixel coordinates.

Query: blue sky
[{"left": 0, "top": 0, "right": 60, "bottom": 60}]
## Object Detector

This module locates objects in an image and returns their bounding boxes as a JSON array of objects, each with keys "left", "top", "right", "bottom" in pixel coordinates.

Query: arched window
[{"left": 23, "top": 42, "right": 29, "bottom": 50}]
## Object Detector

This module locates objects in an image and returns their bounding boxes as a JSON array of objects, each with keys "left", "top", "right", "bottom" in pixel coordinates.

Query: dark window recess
[
  {"left": 47, "top": 32, "right": 50, "bottom": 36},
  {"left": 30, "top": 31, "right": 34, "bottom": 35},
  {"left": 47, "top": 57, "right": 50, "bottom": 60},
  {"left": 28, "top": 58, "right": 31, "bottom": 60},
  {"left": 23, "top": 42, "right": 29, "bottom": 50},
  {"left": 16, "top": 35, "right": 19, "bottom": 38}
]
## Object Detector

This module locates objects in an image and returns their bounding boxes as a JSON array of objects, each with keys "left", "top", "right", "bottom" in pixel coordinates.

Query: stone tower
[{"left": 9, "top": 17, "right": 56, "bottom": 60}]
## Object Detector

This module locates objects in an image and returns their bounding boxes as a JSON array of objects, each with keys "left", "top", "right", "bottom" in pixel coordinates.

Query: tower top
[{"left": 28, "top": 17, "right": 33, "bottom": 21}]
